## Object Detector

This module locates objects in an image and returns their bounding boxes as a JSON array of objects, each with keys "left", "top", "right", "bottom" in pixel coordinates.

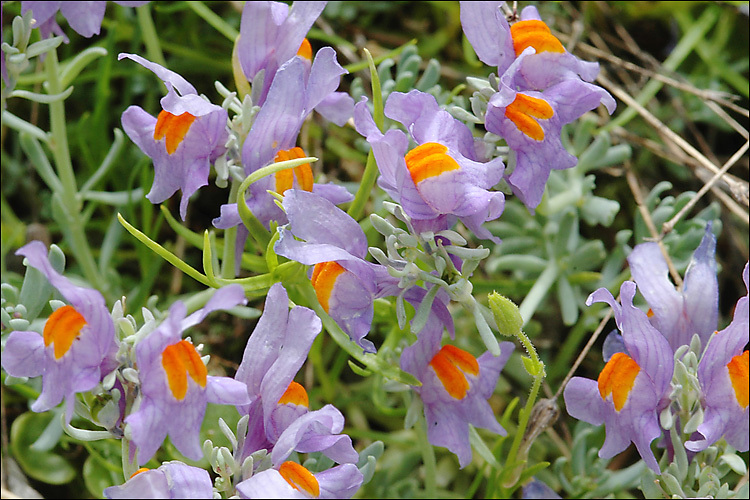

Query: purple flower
[
  {"left": 21, "top": 1, "right": 148, "bottom": 40},
  {"left": 564, "top": 281, "right": 674, "bottom": 473},
  {"left": 273, "top": 189, "right": 395, "bottom": 353},
  {"left": 460, "top": 2, "right": 615, "bottom": 210},
  {"left": 104, "top": 461, "right": 213, "bottom": 499},
  {"left": 355, "top": 90, "right": 506, "bottom": 243},
  {"left": 484, "top": 52, "right": 615, "bottom": 209},
  {"left": 1, "top": 241, "right": 117, "bottom": 423},
  {"left": 234, "top": 283, "right": 359, "bottom": 469},
  {"left": 213, "top": 53, "right": 353, "bottom": 274},
  {"left": 235, "top": 1, "right": 353, "bottom": 122},
  {"left": 628, "top": 225, "right": 719, "bottom": 352},
  {"left": 686, "top": 262, "right": 749, "bottom": 453},
  {"left": 119, "top": 53, "right": 229, "bottom": 220},
  {"left": 401, "top": 323, "right": 514, "bottom": 468},
  {"left": 237, "top": 1, "right": 323, "bottom": 104},
  {"left": 460, "top": 3, "right": 604, "bottom": 91},
  {"left": 237, "top": 460, "right": 363, "bottom": 499},
  {"left": 125, "top": 285, "right": 250, "bottom": 465},
  {"left": 274, "top": 189, "right": 453, "bottom": 353}
]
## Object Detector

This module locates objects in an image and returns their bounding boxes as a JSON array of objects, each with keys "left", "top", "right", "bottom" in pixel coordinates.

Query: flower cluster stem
[
  {"left": 416, "top": 412, "right": 437, "bottom": 498},
  {"left": 45, "top": 47, "right": 106, "bottom": 294}
]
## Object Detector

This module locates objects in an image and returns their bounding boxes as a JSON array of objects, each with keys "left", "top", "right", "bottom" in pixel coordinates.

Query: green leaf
[
  {"left": 118, "top": 213, "right": 212, "bottom": 287},
  {"left": 10, "top": 86, "right": 74, "bottom": 103},
  {"left": 10, "top": 411, "right": 76, "bottom": 485},
  {"left": 83, "top": 449, "right": 121, "bottom": 498},
  {"left": 556, "top": 274, "right": 579, "bottom": 326},
  {"left": 719, "top": 453, "right": 748, "bottom": 476},
  {"left": 469, "top": 425, "right": 500, "bottom": 468},
  {"left": 517, "top": 461, "right": 550, "bottom": 485},
  {"left": 348, "top": 360, "right": 373, "bottom": 377},
  {"left": 521, "top": 355, "right": 539, "bottom": 377},
  {"left": 59, "top": 46, "right": 107, "bottom": 88},
  {"left": 19, "top": 243, "right": 65, "bottom": 322}
]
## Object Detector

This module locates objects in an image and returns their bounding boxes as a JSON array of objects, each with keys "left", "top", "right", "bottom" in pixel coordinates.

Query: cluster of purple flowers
[
  {"left": 2, "top": 242, "right": 364, "bottom": 498},
  {"left": 564, "top": 227, "right": 749, "bottom": 473},
  {"left": 13, "top": 0, "right": 745, "bottom": 497},
  {"left": 4, "top": 0, "right": 626, "bottom": 486}
]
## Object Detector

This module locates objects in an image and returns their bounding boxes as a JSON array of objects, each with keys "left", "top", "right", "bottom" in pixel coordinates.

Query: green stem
[
  {"left": 500, "top": 327, "right": 545, "bottom": 491},
  {"left": 347, "top": 150, "right": 379, "bottom": 222},
  {"left": 186, "top": 1, "right": 239, "bottom": 42},
  {"left": 416, "top": 411, "right": 437, "bottom": 498},
  {"left": 220, "top": 180, "right": 240, "bottom": 279},
  {"left": 136, "top": 3, "right": 167, "bottom": 68},
  {"left": 121, "top": 437, "right": 138, "bottom": 480},
  {"left": 45, "top": 48, "right": 105, "bottom": 293},
  {"left": 236, "top": 156, "right": 317, "bottom": 250},
  {"left": 118, "top": 213, "right": 212, "bottom": 287},
  {"left": 347, "top": 49, "right": 383, "bottom": 221}
]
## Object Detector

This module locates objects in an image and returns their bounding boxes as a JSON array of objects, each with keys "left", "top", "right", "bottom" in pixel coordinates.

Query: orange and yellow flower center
[
  {"left": 727, "top": 350, "right": 749, "bottom": 409},
  {"left": 429, "top": 345, "right": 480, "bottom": 400},
  {"left": 161, "top": 339, "right": 207, "bottom": 400},
  {"left": 130, "top": 467, "right": 150, "bottom": 479},
  {"left": 597, "top": 352, "right": 640, "bottom": 412},
  {"left": 297, "top": 38, "right": 313, "bottom": 61},
  {"left": 311, "top": 261, "right": 346, "bottom": 313},
  {"left": 43, "top": 305, "right": 87, "bottom": 360},
  {"left": 274, "top": 147, "right": 314, "bottom": 194},
  {"left": 405, "top": 142, "right": 460, "bottom": 185},
  {"left": 510, "top": 19, "right": 565, "bottom": 57},
  {"left": 153, "top": 110, "right": 197, "bottom": 155},
  {"left": 504, "top": 93, "right": 554, "bottom": 141},
  {"left": 279, "top": 461, "right": 320, "bottom": 497},
  {"left": 278, "top": 380, "right": 309, "bottom": 408}
]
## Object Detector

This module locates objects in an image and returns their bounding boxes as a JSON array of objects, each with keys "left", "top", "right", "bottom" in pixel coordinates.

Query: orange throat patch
[
  {"left": 597, "top": 352, "right": 640, "bottom": 412},
  {"left": 429, "top": 345, "right": 480, "bottom": 400}
]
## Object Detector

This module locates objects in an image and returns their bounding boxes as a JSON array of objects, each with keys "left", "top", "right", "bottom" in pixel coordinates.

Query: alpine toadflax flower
[
  {"left": 564, "top": 281, "right": 674, "bottom": 473},
  {"left": 119, "top": 53, "right": 229, "bottom": 220},
  {"left": 627, "top": 225, "right": 719, "bottom": 352},
  {"left": 275, "top": 189, "right": 453, "bottom": 353},
  {"left": 274, "top": 189, "right": 401, "bottom": 353},
  {"left": 234, "top": 282, "right": 358, "bottom": 467},
  {"left": 213, "top": 51, "right": 353, "bottom": 268},
  {"left": 460, "top": 2, "right": 615, "bottom": 210},
  {"left": 234, "top": 282, "right": 322, "bottom": 456},
  {"left": 236, "top": 459, "right": 363, "bottom": 499},
  {"left": 125, "top": 285, "right": 250, "bottom": 464},
  {"left": 1, "top": 241, "right": 117, "bottom": 423},
  {"left": 236, "top": 1, "right": 353, "bottom": 123},
  {"left": 355, "top": 90, "right": 506, "bottom": 243},
  {"left": 104, "top": 461, "right": 213, "bottom": 499},
  {"left": 483, "top": 52, "right": 615, "bottom": 209},
  {"left": 686, "top": 262, "right": 749, "bottom": 453},
  {"left": 401, "top": 323, "right": 514, "bottom": 468},
  {"left": 21, "top": 1, "right": 148, "bottom": 40},
  {"left": 460, "top": 2, "right": 605, "bottom": 90}
]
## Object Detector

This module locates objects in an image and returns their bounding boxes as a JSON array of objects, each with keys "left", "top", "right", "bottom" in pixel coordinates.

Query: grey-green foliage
[
  {"left": 546, "top": 421, "right": 646, "bottom": 498},
  {"left": 2, "top": 244, "right": 66, "bottom": 335},
  {"left": 350, "top": 44, "right": 450, "bottom": 117},
  {"left": 485, "top": 124, "right": 632, "bottom": 326},
  {"left": 634, "top": 181, "right": 722, "bottom": 271}
]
